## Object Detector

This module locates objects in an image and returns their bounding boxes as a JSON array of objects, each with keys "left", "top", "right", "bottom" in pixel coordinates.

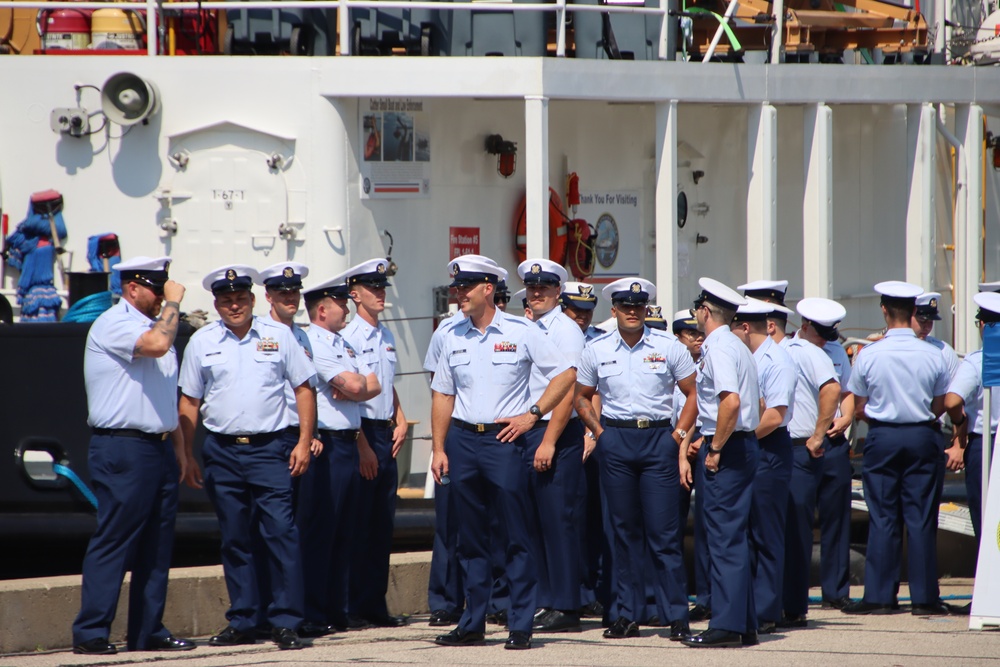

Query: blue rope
[
  {"left": 62, "top": 291, "right": 112, "bottom": 323},
  {"left": 52, "top": 463, "right": 99, "bottom": 509}
]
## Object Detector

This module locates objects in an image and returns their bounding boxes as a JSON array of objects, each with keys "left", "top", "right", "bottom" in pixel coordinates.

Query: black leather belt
[
  {"left": 319, "top": 428, "right": 360, "bottom": 441},
  {"left": 362, "top": 417, "right": 395, "bottom": 430},
  {"left": 207, "top": 429, "right": 287, "bottom": 445},
  {"left": 92, "top": 428, "right": 168, "bottom": 442},
  {"left": 451, "top": 418, "right": 546, "bottom": 434},
  {"left": 869, "top": 419, "right": 939, "bottom": 431},
  {"left": 605, "top": 418, "right": 672, "bottom": 429}
]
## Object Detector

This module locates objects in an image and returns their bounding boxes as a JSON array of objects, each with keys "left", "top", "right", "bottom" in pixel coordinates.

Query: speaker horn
[{"left": 100, "top": 72, "right": 161, "bottom": 126}]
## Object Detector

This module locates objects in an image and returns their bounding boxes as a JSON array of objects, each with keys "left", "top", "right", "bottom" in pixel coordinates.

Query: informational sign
[
  {"left": 971, "top": 324, "right": 1000, "bottom": 629},
  {"left": 574, "top": 190, "right": 641, "bottom": 280},
  {"left": 449, "top": 226, "right": 480, "bottom": 259},
  {"left": 359, "top": 98, "right": 430, "bottom": 199}
]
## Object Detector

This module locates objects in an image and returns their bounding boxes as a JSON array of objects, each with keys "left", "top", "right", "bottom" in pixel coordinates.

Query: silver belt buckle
[
  {"left": 160, "top": 432, "right": 169, "bottom": 441},
  {"left": 236, "top": 436, "right": 250, "bottom": 444},
  {"left": 476, "top": 423, "right": 486, "bottom": 433},
  {"left": 636, "top": 418, "right": 650, "bottom": 429}
]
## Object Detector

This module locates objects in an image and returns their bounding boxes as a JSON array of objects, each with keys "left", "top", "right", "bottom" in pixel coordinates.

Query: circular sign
[
  {"left": 594, "top": 213, "right": 619, "bottom": 269},
  {"left": 363, "top": 177, "right": 372, "bottom": 195}
]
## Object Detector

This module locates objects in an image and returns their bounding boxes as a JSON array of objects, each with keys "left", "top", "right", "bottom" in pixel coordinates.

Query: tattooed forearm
[
  {"left": 151, "top": 303, "right": 180, "bottom": 340},
  {"left": 575, "top": 394, "right": 601, "bottom": 435}
]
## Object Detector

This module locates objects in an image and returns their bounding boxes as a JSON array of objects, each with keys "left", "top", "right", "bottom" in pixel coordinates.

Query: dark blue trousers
[
  {"left": 749, "top": 427, "right": 792, "bottom": 624},
  {"left": 72, "top": 434, "right": 179, "bottom": 649},
  {"left": 700, "top": 431, "right": 758, "bottom": 634},
  {"left": 817, "top": 435, "right": 852, "bottom": 600},
  {"left": 580, "top": 454, "right": 610, "bottom": 611},
  {"left": 598, "top": 425, "right": 689, "bottom": 624},
  {"left": 679, "top": 446, "right": 711, "bottom": 609},
  {"left": 428, "top": 429, "right": 464, "bottom": 616},
  {"left": 861, "top": 423, "right": 942, "bottom": 605},
  {"left": 523, "top": 418, "right": 586, "bottom": 611},
  {"left": 783, "top": 440, "right": 821, "bottom": 617},
  {"left": 965, "top": 433, "right": 988, "bottom": 542},
  {"left": 297, "top": 431, "right": 360, "bottom": 625},
  {"left": 350, "top": 418, "right": 398, "bottom": 617},
  {"left": 447, "top": 425, "right": 537, "bottom": 633},
  {"left": 201, "top": 432, "right": 303, "bottom": 631}
]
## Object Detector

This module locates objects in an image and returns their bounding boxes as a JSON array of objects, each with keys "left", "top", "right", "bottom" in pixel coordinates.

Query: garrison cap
[
  {"left": 518, "top": 258, "right": 568, "bottom": 286},
  {"left": 645, "top": 305, "right": 667, "bottom": 330},
  {"left": 733, "top": 296, "right": 775, "bottom": 323},
  {"left": 603, "top": 277, "right": 656, "bottom": 305},
  {"left": 303, "top": 271, "right": 351, "bottom": 303},
  {"left": 694, "top": 277, "right": 747, "bottom": 311},
  {"left": 448, "top": 255, "right": 507, "bottom": 287},
  {"left": 737, "top": 279, "right": 789, "bottom": 304},
  {"left": 974, "top": 292, "right": 1000, "bottom": 323},
  {"left": 345, "top": 258, "right": 392, "bottom": 288},
  {"left": 257, "top": 262, "right": 309, "bottom": 291},
  {"left": 562, "top": 281, "right": 598, "bottom": 310},
  {"left": 672, "top": 309, "right": 699, "bottom": 333},
  {"left": 203, "top": 265, "right": 258, "bottom": 294},
  {"left": 114, "top": 255, "right": 170, "bottom": 289},
  {"left": 978, "top": 281, "right": 1000, "bottom": 293},
  {"left": 914, "top": 291, "right": 942, "bottom": 321},
  {"left": 797, "top": 297, "right": 846, "bottom": 342}
]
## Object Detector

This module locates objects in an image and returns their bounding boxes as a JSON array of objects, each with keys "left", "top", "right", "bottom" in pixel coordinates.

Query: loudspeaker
[{"left": 100, "top": 72, "right": 161, "bottom": 126}]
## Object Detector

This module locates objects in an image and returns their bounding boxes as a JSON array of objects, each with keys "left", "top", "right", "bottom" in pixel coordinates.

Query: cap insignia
[
  {"left": 451, "top": 263, "right": 460, "bottom": 277},
  {"left": 929, "top": 298, "right": 938, "bottom": 308},
  {"left": 630, "top": 282, "right": 641, "bottom": 293},
  {"left": 648, "top": 306, "right": 662, "bottom": 317},
  {"left": 377, "top": 263, "right": 386, "bottom": 274},
  {"left": 283, "top": 266, "right": 293, "bottom": 278},
  {"left": 530, "top": 263, "right": 541, "bottom": 275},
  {"left": 226, "top": 269, "right": 237, "bottom": 281},
  {"left": 579, "top": 285, "right": 593, "bottom": 298}
]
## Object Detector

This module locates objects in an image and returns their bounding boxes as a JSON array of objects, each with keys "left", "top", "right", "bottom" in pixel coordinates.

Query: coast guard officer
[
  {"left": 298, "top": 274, "right": 381, "bottom": 634},
  {"left": 73, "top": 256, "right": 197, "bottom": 655},
  {"left": 944, "top": 291, "right": 1000, "bottom": 542},
  {"left": 575, "top": 278, "right": 698, "bottom": 642},
  {"left": 178, "top": 265, "right": 316, "bottom": 650},
  {"left": 781, "top": 298, "right": 844, "bottom": 626},
  {"left": 516, "top": 258, "right": 587, "bottom": 634},
  {"left": 730, "top": 298, "right": 797, "bottom": 634},
  {"left": 562, "top": 281, "right": 604, "bottom": 341},
  {"left": 431, "top": 255, "right": 576, "bottom": 650},
  {"left": 342, "top": 258, "right": 409, "bottom": 628},
  {"left": 738, "top": 280, "right": 791, "bottom": 346},
  {"left": 680, "top": 278, "right": 760, "bottom": 649},
  {"left": 842, "top": 281, "right": 950, "bottom": 616},
  {"left": 912, "top": 292, "right": 961, "bottom": 380}
]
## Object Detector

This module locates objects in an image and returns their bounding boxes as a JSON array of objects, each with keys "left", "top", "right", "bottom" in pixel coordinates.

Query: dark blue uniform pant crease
[
  {"left": 597, "top": 425, "right": 689, "bottom": 625},
  {"left": 749, "top": 428, "right": 792, "bottom": 624},
  {"left": 428, "top": 436, "right": 465, "bottom": 615},
  {"left": 699, "top": 431, "right": 758, "bottom": 635},
  {"left": 72, "top": 434, "right": 179, "bottom": 650},
  {"left": 861, "top": 424, "right": 942, "bottom": 606},
  {"left": 523, "top": 418, "right": 585, "bottom": 611},
  {"left": 447, "top": 426, "right": 538, "bottom": 634},
  {"left": 201, "top": 432, "right": 304, "bottom": 632},
  {"left": 296, "top": 431, "right": 361, "bottom": 625},
  {"left": 965, "top": 433, "right": 988, "bottom": 542},
  {"left": 350, "top": 419, "right": 398, "bottom": 618},
  {"left": 680, "top": 451, "right": 711, "bottom": 610},
  {"left": 580, "top": 454, "right": 610, "bottom": 610}
]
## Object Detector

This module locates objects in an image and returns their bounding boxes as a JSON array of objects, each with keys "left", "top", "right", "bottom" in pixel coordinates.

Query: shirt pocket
[
  {"left": 253, "top": 350, "right": 282, "bottom": 386},
  {"left": 491, "top": 351, "right": 519, "bottom": 384},
  {"left": 448, "top": 351, "right": 472, "bottom": 388},
  {"left": 200, "top": 351, "right": 229, "bottom": 387}
]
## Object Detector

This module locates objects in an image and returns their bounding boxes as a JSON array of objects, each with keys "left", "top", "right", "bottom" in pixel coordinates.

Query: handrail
[{"left": 5, "top": 0, "right": 675, "bottom": 57}]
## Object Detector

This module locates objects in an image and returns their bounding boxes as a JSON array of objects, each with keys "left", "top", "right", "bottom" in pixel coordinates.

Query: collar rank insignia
[
  {"left": 494, "top": 341, "right": 517, "bottom": 353},
  {"left": 530, "top": 263, "right": 541, "bottom": 274},
  {"left": 631, "top": 282, "right": 641, "bottom": 293},
  {"left": 579, "top": 285, "right": 593, "bottom": 298},
  {"left": 226, "top": 268, "right": 237, "bottom": 281},
  {"left": 257, "top": 337, "right": 279, "bottom": 352},
  {"left": 283, "top": 266, "right": 294, "bottom": 278},
  {"left": 377, "top": 263, "right": 386, "bottom": 274}
]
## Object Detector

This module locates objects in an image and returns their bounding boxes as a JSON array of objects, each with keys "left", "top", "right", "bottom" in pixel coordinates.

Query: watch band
[{"left": 709, "top": 444, "right": 723, "bottom": 454}]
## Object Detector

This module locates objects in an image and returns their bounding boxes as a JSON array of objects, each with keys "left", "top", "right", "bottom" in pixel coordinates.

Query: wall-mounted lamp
[{"left": 485, "top": 134, "right": 517, "bottom": 178}]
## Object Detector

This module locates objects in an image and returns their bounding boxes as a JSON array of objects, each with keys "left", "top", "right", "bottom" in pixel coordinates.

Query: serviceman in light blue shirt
[
  {"left": 739, "top": 280, "right": 792, "bottom": 348},
  {"left": 913, "top": 292, "right": 961, "bottom": 381},
  {"left": 178, "top": 265, "right": 316, "bottom": 651},
  {"left": 562, "top": 281, "right": 604, "bottom": 342},
  {"left": 681, "top": 278, "right": 760, "bottom": 649},
  {"left": 843, "top": 281, "right": 951, "bottom": 617}
]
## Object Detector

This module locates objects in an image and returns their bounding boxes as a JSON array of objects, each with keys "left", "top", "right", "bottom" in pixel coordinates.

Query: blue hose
[
  {"left": 52, "top": 463, "right": 98, "bottom": 509},
  {"left": 62, "top": 291, "right": 112, "bottom": 323}
]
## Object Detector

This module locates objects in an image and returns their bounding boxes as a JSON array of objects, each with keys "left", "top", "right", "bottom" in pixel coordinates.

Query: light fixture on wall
[{"left": 485, "top": 134, "right": 517, "bottom": 178}]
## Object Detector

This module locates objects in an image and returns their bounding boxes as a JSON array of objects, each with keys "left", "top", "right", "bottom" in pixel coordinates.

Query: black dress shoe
[
  {"left": 486, "top": 610, "right": 508, "bottom": 626},
  {"left": 777, "top": 613, "right": 808, "bottom": 628},
  {"left": 73, "top": 638, "right": 117, "bottom": 655},
  {"left": 741, "top": 631, "right": 759, "bottom": 646},
  {"left": 272, "top": 627, "right": 303, "bottom": 650},
  {"left": 953, "top": 602, "right": 972, "bottom": 616},
  {"left": 822, "top": 595, "right": 853, "bottom": 609},
  {"left": 580, "top": 600, "right": 605, "bottom": 618},
  {"left": 842, "top": 600, "right": 894, "bottom": 615},
  {"left": 209, "top": 626, "right": 257, "bottom": 647},
  {"left": 533, "top": 609, "right": 582, "bottom": 633},
  {"left": 757, "top": 621, "right": 776, "bottom": 635},
  {"left": 429, "top": 609, "right": 462, "bottom": 626},
  {"left": 911, "top": 601, "right": 952, "bottom": 616},
  {"left": 645, "top": 614, "right": 663, "bottom": 627},
  {"left": 669, "top": 620, "right": 691, "bottom": 641},
  {"left": 603, "top": 617, "right": 640, "bottom": 639},
  {"left": 144, "top": 635, "right": 196, "bottom": 651},
  {"left": 688, "top": 604, "right": 712, "bottom": 622},
  {"left": 681, "top": 628, "right": 744, "bottom": 648},
  {"left": 505, "top": 631, "right": 532, "bottom": 650},
  {"left": 299, "top": 621, "right": 334, "bottom": 637},
  {"left": 364, "top": 613, "right": 408, "bottom": 627},
  {"left": 434, "top": 627, "right": 485, "bottom": 646},
  {"left": 344, "top": 614, "right": 371, "bottom": 630}
]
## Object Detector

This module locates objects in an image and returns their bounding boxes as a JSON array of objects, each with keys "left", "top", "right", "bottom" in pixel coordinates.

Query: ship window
[{"left": 677, "top": 191, "right": 688, "bottom": 229}]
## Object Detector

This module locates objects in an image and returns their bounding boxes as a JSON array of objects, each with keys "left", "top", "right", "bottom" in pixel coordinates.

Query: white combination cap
[
  {"left": 303, "top": 270, "right": 351, "bottom": 302},
  {"left": 796, "top": 297, "right": 847, "bottom": 327},
  {"left": 448, "top": 255, "right": 507, "bottom": 286},
  {"left": 344, "top": 258, "right": 392, "bottom": 287},
  {"left": 695, "top": 277, "right": 747, "bottom": 310},
  {"left": 562, "top": 281, "right": 598, "bottom": 310},
  {"left": 978, "top": 280, "right": 1000, "bottom": 293},
  {"left": 203, "top": 265, "right": 259, "bottom": 293},
  {"left": 602, "top": 277, "right": 656, "bottom": 304},
  {"left": 733, "top": 296, "right": 776, "bottom": 322},
  {"left": 518, "top": 258, "right": 568, "bottom": 286},
  {"left": 257, "top": 262, "right": 309, "bottom": 290},
  {"left": 874, "top": 280, "right": 923, "bottom": 299},
  {"left": 115, "top": 256, "right": 171, "bottom": 288},
  {"left": 737, "top": 279, "right": 789, "bottom": 303},
  {"left": 974, "top": 292, "right": 1000, "bottom": 320}
]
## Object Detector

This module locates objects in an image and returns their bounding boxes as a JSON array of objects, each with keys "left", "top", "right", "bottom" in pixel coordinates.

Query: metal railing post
[{"left": 339, "top": 0, "right": 350, "bottom": 54}]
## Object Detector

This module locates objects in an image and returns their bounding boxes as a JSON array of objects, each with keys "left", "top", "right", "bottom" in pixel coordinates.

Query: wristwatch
[
  {"left": 675, "top": 428, "right": 688, "bottom": 440},
  {"left": 708, "top": 444, "right": 723, "bottom": 454},
  {"left": 529, "top": 404, "right": 543, "bottom": 419}
]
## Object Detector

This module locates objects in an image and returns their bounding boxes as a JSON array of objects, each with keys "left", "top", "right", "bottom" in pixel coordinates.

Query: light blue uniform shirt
[
  {"left": 578, "top": 327, "right": 695, "bottom": 421},
  {"left": 926, "top": 335, "right": 961, "bottom": 381},
  {"left": 673, "top": 383, "right": 702, "bottom": 428},
  {"left": 786, "top": 338, "right": 839, "bottom": 439},
  {"left": 584, "top": 326, "right": 605, "bottom": 343},
  {"left": 179, "top": 316, "right": 315, "bottom": 435},
  {"left": 424, "top": 313, "right": 465, "bottom": 373},
  {"left": 948, "top": 350, "right": 1000, "bottom": 435},
  {"left": 308, "top": 325, "right": 372, "bottom": 430},
  {"left": 278, "top": 323, "right": 314, "bottom": 427},
  {"left": 529, "top": 307, "right": 585, "bottom": 418},
  {"left": 343, "top": 316, "right": 396, "bottom": 420},
  {"left": 695, "top": 326, "right": 761, "bottom": 436},
  {"left": 84, "top": 300, "right": 179, "bottom": 433},
  {"left": 753, "top": 336, "right": 797, "bottom": 428},
  {"left": 431, "top": 309, "right": 570, "bottom": 423},
  {"left": 847, "top": 328, "right": 949, "bottom": 423},
  {"left": 823, "top": 339, "right": 851, "bottom": 420}
]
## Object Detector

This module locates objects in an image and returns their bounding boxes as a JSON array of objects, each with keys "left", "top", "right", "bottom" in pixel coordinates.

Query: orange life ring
[{"left": 514, "top": 187, "right": 568, "bottom": 265}]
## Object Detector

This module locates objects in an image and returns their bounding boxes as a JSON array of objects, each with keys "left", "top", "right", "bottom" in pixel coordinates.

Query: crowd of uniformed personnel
[{"left": 72, "top": 250, "right": 998, "bottom": 654}]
